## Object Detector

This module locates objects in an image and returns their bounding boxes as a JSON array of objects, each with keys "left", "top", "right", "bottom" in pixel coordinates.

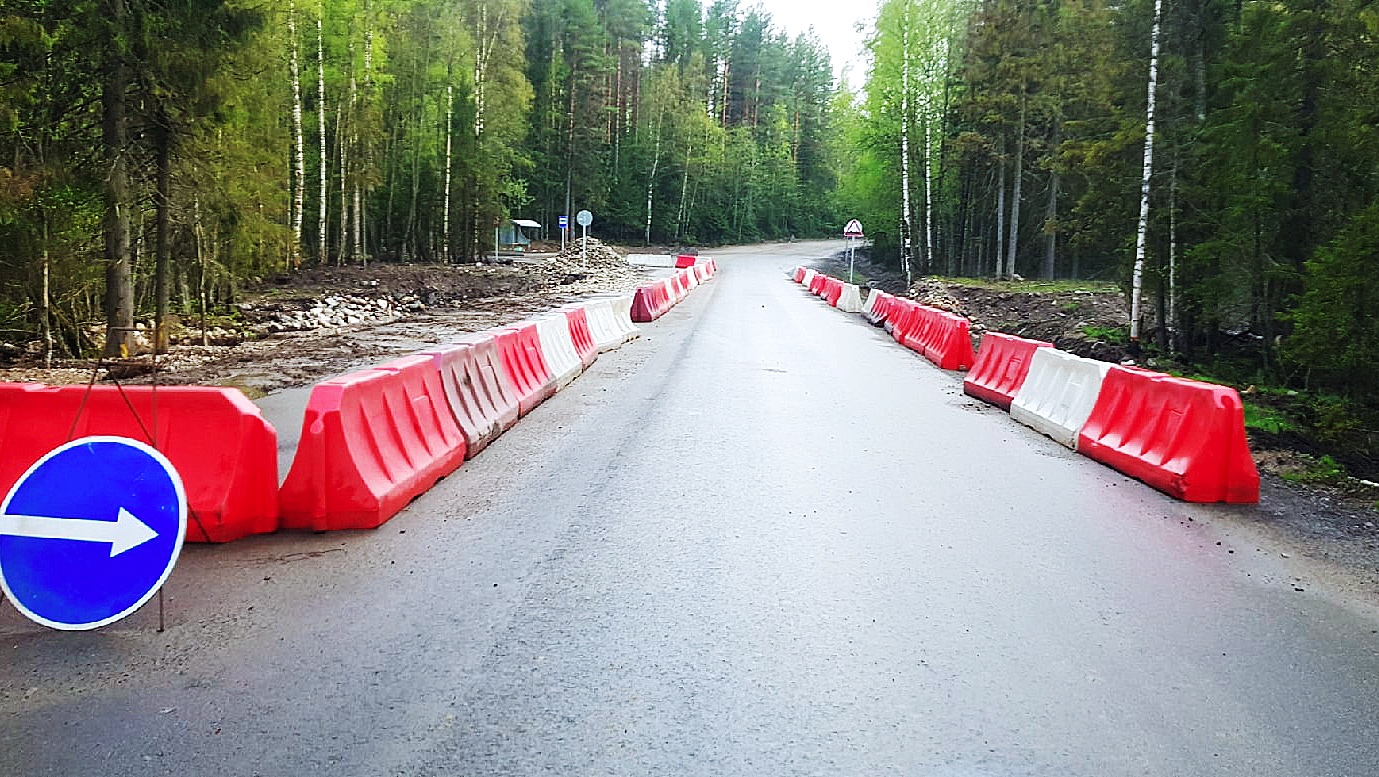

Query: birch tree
[{"left": 1129, "top": 0, "right": 1163, "bottom": 344}]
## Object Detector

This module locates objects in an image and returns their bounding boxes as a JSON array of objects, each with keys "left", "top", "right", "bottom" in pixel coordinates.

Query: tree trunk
[
  {"left": 289, "top": 0, "right": 306, "bottom": 267},
  {"left": 443, "top": 84, "right": 454, "bottom": 262},
  {"left": 1044, "top": 116, "right": 1060, "bottom": 280},
  {"left": 337, "top": 98, "right": 348, "bottom": 266},
  {"left": 899, "top": 1, "right": 915, "bottom": 284},
  {"left": 995, "top": 152, "right": 1005, "bottom": 279},
  {"left": 1130, "top": 0, "right": 1163, "bottom": 344},
  {"left": 644, "top": 106, "right": 664, "bottom": 245},
  {"left": 316, "top": 4, "right": 328, "bottom": 264},
  {"left": 154, "top": 121, "right": 172, "bottom": 353},
  {"left": 102, "top": 0, "right": 134, "bottom": 359},
  {"left": 923, "top": 111, "right": 935, "bottom": 275},
  {"left": 1006, "top": 94, "right": 1026, "bottom": 281}
]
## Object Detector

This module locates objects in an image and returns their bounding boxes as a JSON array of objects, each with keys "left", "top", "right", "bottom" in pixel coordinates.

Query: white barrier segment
[
  {"left": 580, "top": 299, "right": 621, "bottom": 353},
  {"left": 801, "top": 269, "right": 817, "bottom": 288},
  {"left": 862, "top": 289, "right": 878, "bottom": 315},
  {"left": 1010, "top": 348, "right": 1112, "bottom": 448},
  {"left": 534, "top": 314, "right": 584, "bottom": 389},
  {"left": 609, "top": 295, "right": 641, "bottom": 344},
  {"left": 626, "top": 254, "right": 677, "bottom": 268},
  {"left": 837, "top": 284, "right": 864, "bottom": 314}
]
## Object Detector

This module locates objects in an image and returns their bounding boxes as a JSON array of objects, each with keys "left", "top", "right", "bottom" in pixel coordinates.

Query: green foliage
[
  {"left": 1280, "top": 455, "right": 1347, "bottom": 486},
  {"left": 1081, "top": 324, "right": 1128, "bottom": 345},
  {"left": 1285, "top": 202, "right": 1379, "bottom": 401}
]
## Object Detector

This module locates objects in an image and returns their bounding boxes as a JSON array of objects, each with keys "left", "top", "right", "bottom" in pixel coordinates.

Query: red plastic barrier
[
  {"left": 418, "top": 342, "right": 505, "bottom": 458},
  {"left": 890, "top": 301, "right": 975, "bottom": 371},
  {"left": 1077, "top": 368, "right": 1260, "bottom": 503},
  {"left": 675, "top": 254, "right": 697, "bottom": 269},
  {"left": 279, "top": 356, "right": 467, "bottom": 531},
  {"left": 564, "top": 306, "right": 598, "bottom": 369},
  {"left": 922, "top": 312, "right": 976, "bottom": 371},
  {"left": 453, "top": 332, "right": 520, "bottom": 433},
  {"left": 825, "top": 278, "right": 844, "bottom": 307},
  {"left": 809, "top": 273, "right": 828, "bottom": 296},
  {"left": 0, "top": 383, "right": 278, "bottom": 543},
  {"left": 865, "top": 291, "right": 894, "bottom": 325},
  {"left": 964, "top": 332, "right": 1053, "bottom": 410},
  {"left": 631, "top": 283, "right": 671, "bottom": 322},
  {"left": 492, "top": 324, "right": 557, "bottom": 416}
]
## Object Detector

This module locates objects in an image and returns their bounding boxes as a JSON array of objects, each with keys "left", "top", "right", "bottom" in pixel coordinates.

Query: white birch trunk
[
  {"left": 899, "top": 1, "right": 915, "bottom": 286},
  {"left": 316, "top": 4, "right": 328, "bottom": 264},
  {"left": 337, "top": 99, "right": 347, "bottom": 266},
  {"left": 289, "top": 0, "right": 305, "bottom": 266},
  {"left": 923, "top": 108, "right": 935, "bottom": 273},
  {"left": 1130, "top": 0, "right": 1163, "bottom": 343},
  {"left": 443, "top": 84, "right": 454, "bottom": 262},
  {"left": 644, "top": 107, "right": 664, "bottom": 245},
  {"left": 1006, "top": 96, "right": 1026, "bottom": 280},
  {"left": 996, "top": 155, "right": 1005, "bottom": 278}
]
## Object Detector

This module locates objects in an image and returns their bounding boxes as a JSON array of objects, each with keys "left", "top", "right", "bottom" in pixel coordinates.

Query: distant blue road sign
[
  {"left": 0, "top": 436, "right": 186, "bottom": 630},
  {"left": 558, "top": 215, "right": 569, "bottom": 229}
]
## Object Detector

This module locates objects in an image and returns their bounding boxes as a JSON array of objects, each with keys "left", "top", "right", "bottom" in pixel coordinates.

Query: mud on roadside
[{"left": 0, "top": 254, "right": 649, "bottom": 396}]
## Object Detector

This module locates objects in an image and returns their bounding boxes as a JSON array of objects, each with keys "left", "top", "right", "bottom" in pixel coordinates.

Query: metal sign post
[
  {"left": 844, "top": 219, "right": 864, "bottom": 283},
  {"left": 576, "top": 210, "right": 593, "bottom": 268},
  {"left": 558, "top": 215, "right": 569, "bottom": 255}
]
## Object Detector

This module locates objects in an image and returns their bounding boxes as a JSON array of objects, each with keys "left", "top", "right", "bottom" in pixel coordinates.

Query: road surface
[{"left": 3, "top": 241, "right": 1379, "bottom": 776}]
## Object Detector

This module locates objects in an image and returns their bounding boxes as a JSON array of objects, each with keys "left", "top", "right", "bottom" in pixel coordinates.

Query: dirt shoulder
[{"left": 0, "top": 239, "right": 647, "bottom": 396}]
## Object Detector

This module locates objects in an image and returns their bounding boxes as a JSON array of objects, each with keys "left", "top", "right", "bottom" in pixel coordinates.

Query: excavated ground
[{"left": 0, "top": 241, "right": 645, "bottom": 396}]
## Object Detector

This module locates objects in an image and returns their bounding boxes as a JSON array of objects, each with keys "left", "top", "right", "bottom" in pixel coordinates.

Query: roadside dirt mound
[
  {"left": 910, "top": 279, "right": 1132, "bottom": 362},
  {"left": 0, "top": 257, "right": 647, "bottom": 394}
]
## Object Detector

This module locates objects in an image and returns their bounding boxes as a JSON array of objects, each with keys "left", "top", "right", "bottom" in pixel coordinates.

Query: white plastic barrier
[
  {"left": 609, "top": 296, "right": 641, "bottom": 344},
  {"left": 837, "top": 284, "right": 864, "bottom": 314},
  {"left": 1010, "top": 348, "right": 1112, "bottom": 448},
  {"left": 862, "top": 289, "right": 879, "bottom": 317},
  {"left": 801, "top": 269, "right": 817, "bottom": 288},
  {"left": 580, "top": 299, "right": 620, "bottom": 353},
  {"left": 534, "top": 314, "right": 584, "bottom": 389}
]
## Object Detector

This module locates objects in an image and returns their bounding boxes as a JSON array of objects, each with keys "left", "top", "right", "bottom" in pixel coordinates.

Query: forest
[
  {"left": 841, "top": 0, "right": 1379, "bottom": 463},
  {"left": 0, "top": 0, "right": 838, "bottom": 358},
  {"left": 2, "top": 0, "right": 1378, "bottom": 458}
]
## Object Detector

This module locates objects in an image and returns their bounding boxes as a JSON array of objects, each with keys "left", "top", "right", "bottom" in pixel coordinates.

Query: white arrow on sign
[{"left": 0, "top": 508, "right": 159, "bottom": 557}]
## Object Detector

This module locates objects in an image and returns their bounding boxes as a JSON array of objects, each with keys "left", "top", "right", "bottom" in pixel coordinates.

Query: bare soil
[{"left": 0, "top": 246, "right": 647, "bottom": 396}]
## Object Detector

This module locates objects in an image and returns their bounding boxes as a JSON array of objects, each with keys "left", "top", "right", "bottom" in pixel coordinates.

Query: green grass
[
  {"left": 1243, "top": 401, "right": 1295, "bottom": 435},
  {"left": 1082, "top": 325, "right": 1129, "bottom": 345},
  {"left": 1280, "top": 455, "right": 1347, "bottom": 486},
  {"left": 933, "top": 277, "right": 1121, "bottom": 294}
]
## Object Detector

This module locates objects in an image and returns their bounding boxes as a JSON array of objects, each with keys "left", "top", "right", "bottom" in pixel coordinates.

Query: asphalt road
[{"left": 3, "top": 241, "right": 1379, "bottom": 776}]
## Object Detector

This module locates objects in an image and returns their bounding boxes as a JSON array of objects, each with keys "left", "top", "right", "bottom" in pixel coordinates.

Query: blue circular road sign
[{"left": 0, "top": 436, "right": 187, "bottom": 630}]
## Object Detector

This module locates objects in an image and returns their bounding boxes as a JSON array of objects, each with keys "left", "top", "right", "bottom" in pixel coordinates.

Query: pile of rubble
[
  {"left": 908, "top": 278, "right": 968, "bottom": 316},
  {"left": 255, "top": 294, "right": 401, "bottom": 334},
  {"left": 545, "top": 237, "right": 632, "bottom": 272}
]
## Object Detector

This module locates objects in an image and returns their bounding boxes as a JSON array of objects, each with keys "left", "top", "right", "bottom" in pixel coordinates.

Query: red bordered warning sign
[{"left": 843, "top": 219, "right": 864, "bottom": 238}]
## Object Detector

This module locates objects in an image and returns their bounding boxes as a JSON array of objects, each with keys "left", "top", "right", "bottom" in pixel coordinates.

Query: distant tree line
[
  {"left": 843, "top": 0, "right": 1379, "bottom": 402},
  {"left": 0, "top": 0, "right": 843, "bottom": 357}
]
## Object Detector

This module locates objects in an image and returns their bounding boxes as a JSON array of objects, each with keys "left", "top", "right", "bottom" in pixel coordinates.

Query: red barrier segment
[
  {"left": 675, "top": 254, "right": 697, "bottom": 269},
  {"left": 279, "top": 358, "right": 468, "bottom": 531},
  {"left": 809, "top": 273, "right": 827, "bottom": 296},
  {"left": 418, "top": 342, "right": 505, "bottom": 458},
  {"left": 890, "top": 301, "right": 975, "bottom": 371},
  {"left": 563, "top": 306, "right": 599, "bottom": 370},
  {"left": 964, "top": 333, "right": 1053, "bottom": 410},
  {"left": 453, "top": 332, "right": 520, "bottom": 432},
  {"left": 825, "top": 278, "right": 844, "bottom": 307},
  {"left": 0, "top": 383, "right": 278, "bottom": 543},
  {"left": 1077, "top": 368, "right": 1260, "bottom": 503},
  {"left": 492, "top": 325, "right": 557, "bottom": 416},
  {"left": 630, "top": 283, "right": 670, "bottom": 322},
  {"left": 922, "top": 312, "right": 976, "bottom": 371}
]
